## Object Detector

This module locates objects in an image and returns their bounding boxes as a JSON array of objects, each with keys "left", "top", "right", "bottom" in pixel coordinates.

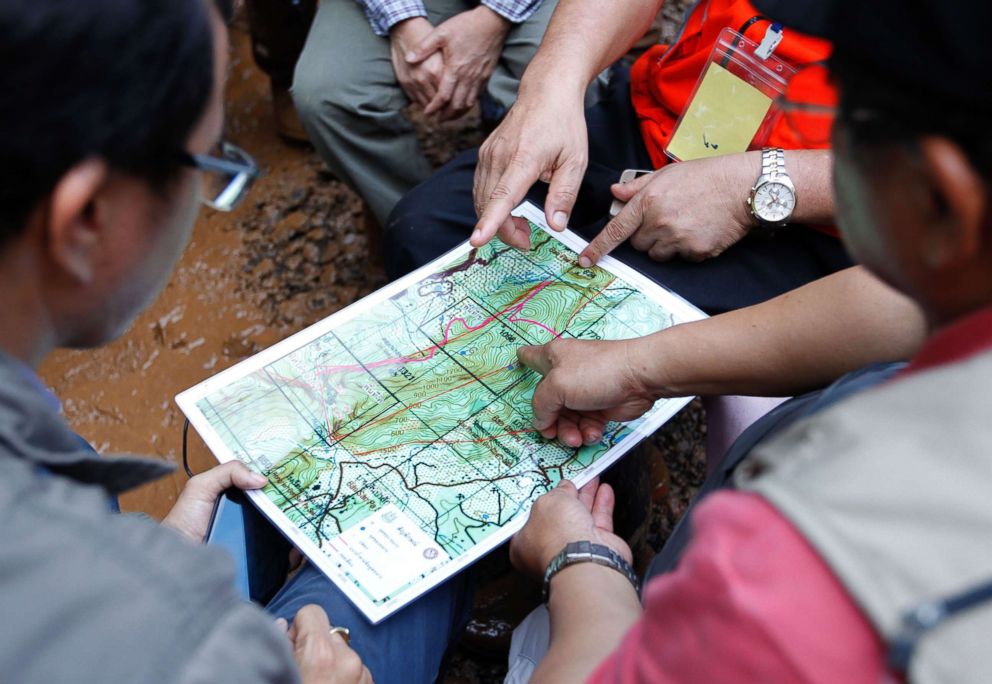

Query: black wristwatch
[{"left": 542, "top": 541, "right": 640, "bottom": 603}]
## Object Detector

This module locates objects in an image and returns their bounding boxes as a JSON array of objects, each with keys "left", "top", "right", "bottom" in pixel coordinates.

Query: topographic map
[{"left": 178, "top": 202, "right": 704, "bottom": 622}]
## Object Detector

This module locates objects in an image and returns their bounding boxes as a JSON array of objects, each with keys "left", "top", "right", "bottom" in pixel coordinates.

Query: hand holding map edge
[
  {"left": 162, "top": 461, "right": 267, "bottom": 543},
  {"left": 509, "top": 478, "right": 632, "bottom": 582},
  {"left": 516, "top": 338, "right": 657, "bottom": 448}
]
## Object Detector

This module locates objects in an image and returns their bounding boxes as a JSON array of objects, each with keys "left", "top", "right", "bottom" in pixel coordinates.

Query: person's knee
[
  {"left": 291, "top": 41, "right": 381, "bottom": 130},
  {"left": 291, "top": 47, "right": 342, "bottom": 129}
]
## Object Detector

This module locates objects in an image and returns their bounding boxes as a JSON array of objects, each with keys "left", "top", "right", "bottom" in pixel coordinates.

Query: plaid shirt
[{"left": 358, "top": 0, "right": 544, "bottom": 37}]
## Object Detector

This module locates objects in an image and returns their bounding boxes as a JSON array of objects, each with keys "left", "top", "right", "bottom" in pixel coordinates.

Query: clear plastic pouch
[{"left": 665, "top": 26, "right": 796, "bottom": 162}]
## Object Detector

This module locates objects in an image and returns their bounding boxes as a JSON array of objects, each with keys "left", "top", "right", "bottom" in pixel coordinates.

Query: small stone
[
  {"left": 275, "top": 210, "right": 307, "bottom": 238},
  {"left": 303, "top": 243, "right": 321, "bottom": 264},
  {"left": 253, "top": 258, "right": 275, "bottom": 278}
]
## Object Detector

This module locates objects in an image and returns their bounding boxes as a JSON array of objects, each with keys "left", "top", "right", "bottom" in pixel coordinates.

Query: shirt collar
[
  {"left": 903, "top": 306, "right": 992, "bottom": 376},
  {"left": 0, "top": 349, "right": 173, "bottom": 494},
  {"left": 7, "top": 354, "right": 61, "bottom": 412}
]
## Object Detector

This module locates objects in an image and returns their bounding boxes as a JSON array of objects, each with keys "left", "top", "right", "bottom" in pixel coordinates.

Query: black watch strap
[{"left": 542, "top": 540, "right": 640, "bottom": 603}]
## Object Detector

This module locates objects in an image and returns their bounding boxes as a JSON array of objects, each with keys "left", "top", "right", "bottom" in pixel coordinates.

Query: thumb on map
[{"left": 516, "top": 344, "right": 551, "bottom": 375}]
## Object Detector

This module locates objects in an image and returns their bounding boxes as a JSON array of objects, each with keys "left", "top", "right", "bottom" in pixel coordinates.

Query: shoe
[{"left": 271, "top": 80, "right": 310, "bottom": 144}]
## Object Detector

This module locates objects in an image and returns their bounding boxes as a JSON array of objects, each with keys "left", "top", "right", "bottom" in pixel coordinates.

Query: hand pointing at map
[{"left": 516, "top": 339, "right": 658, "bottom": 448}]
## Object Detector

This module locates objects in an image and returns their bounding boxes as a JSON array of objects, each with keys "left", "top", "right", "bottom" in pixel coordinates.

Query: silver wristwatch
[
  {"left": 542, "top": 541, "right": 639, "bottom": 603},
  {"left": 747, "top": 147, "right": 797, "bottom": 231}
]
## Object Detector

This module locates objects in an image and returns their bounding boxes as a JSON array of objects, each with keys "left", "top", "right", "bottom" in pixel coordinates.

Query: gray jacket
[
  {"left": 739, "top": 349, "right": 992, "bottom": 683},
  {"left": 0, "top": 352, "right": 299, "bottom": 683}
]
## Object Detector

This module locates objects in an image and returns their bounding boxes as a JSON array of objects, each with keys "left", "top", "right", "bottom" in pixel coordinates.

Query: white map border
[{"left": 177, "top": 201, "right": 706, "bottom": 623}]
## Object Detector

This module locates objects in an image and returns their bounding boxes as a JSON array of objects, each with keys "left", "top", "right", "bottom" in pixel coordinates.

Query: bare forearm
[
  {"left": 633, "top": 267, "right": 928, "bottom": 397},
  {"left": 532, "top": 564, "right": 642, "bottom": 684},
  {"left": 784, "top": 149, "right": 834, "bottom": 224},
  {"left": 520, "top": 0, "right": 661, "bottom": 99}
]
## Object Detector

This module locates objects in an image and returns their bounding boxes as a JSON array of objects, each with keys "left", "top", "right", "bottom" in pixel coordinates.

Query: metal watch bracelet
[{"left": 542, "top": 540, "right": 640, "bottom": 603}]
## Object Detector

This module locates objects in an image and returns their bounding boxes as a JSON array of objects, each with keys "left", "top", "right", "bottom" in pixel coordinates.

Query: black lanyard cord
[{"left": 888, "top": 577, "right": 992, "bottom": 673}]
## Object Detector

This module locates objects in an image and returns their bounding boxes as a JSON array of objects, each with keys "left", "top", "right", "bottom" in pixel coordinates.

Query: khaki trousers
[{"left": 291, "top": 0, "right": 563, "bottom": 225}]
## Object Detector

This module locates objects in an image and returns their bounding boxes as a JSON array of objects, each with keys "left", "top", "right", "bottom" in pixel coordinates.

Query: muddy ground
[{"left": 40, "top": 8, "right": 703, "bottom": 683}]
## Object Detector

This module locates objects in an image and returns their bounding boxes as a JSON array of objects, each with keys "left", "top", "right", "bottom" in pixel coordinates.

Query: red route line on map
[
  {"left": 267, "top": 275, "right": 616, "bottom": 456},
  {"left": 306, "top": 280, "right": 553, "bottom": 441},
  {"left": 315, "top": 280, "right": 555, "bottom": 378}
]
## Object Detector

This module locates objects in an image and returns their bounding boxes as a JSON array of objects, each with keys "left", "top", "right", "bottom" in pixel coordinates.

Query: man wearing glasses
[{"left": 0, "top": 1, "right": 468, "bottom": 683}]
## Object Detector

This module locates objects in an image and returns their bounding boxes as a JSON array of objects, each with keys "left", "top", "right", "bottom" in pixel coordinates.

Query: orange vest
[{"left": 630, "top": 0, "right": 835, "bottom": 168}]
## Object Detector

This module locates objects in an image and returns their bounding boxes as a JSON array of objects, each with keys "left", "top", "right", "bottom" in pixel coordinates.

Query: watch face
[{"left": 753, "top": 182, "right": 796, "bottom": 223}]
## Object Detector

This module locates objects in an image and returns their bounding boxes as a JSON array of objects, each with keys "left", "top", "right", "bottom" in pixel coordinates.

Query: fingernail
[
  {"left": 406, "top": 51, "right": 416, "bottom": 61},
  {"left": 553, "top": 211, "right": 568, "bottom": 229},
  {"left": 250, "top": 473, "right": 268, "bottom": 485},
  {"left": 532, "top": 418, "right": 543, "bottom": 430},
  {"left": 471, "top": 229, "right": 481, "bottom": 243},
  {"left": 578, "top": 255, "right": 592, "bottom": 268}
]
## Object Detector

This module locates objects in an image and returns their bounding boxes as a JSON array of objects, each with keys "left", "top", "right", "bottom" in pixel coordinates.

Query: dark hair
[
  {"left": 831, "top": 51, "right": 992, "bottom": 179},
  {"left": 0, "top": 0, "right": 228, "bottom": 244}
]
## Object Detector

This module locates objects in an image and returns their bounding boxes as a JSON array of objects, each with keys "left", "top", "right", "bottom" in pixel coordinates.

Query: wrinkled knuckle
[
  {"left": 567, "top": 151, "right": 588, "bottom": 166},
  {"left": 488, "top": 182, "right": 513, "bottom": 201},
  {"left": 506, "top": 150, "right": 532, "bottom": 171},
  {"left": 605, "top": 221, "right": 630, "bottom": 244},
  {"left": 486, "top": 133, "right": 510, "bottom": 154},
  {"left": 552, "top": 186, "right": 578, "bottom": 204}
]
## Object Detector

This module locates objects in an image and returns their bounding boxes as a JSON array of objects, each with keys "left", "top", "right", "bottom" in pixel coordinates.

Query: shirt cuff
[
  {"left": 367, "top": 4, "right": 428, "bottom": 37},
  {"left": 480, "top": 0, "right": 542, "bottom": 25}
]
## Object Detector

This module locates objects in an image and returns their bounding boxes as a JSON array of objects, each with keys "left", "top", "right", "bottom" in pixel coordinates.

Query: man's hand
[
  {"left": 472, "top": 83, "right": 589, "bottom": 250},
  {"left": 390, "top": 18, "right": 444, "bottom": 108},
  {"left": 162, "top": 461, "right": 267, "bottom": 543},
  {"left": 516, "top": 339, "right": 656, "bottom": 447},
  {"left": 276, "top": 605, "right": 373, "bottom": 684},
  {"left": 511, "top": 478, "right": 632, "bottom": 580},
  {"left": 579, "top": 153, "right": 756, "bottom": 267},
  {"left": 406, "top": 6, "right": 510, "bottom": 122}
]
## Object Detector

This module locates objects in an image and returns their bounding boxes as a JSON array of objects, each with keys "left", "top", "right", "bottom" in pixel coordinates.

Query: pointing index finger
[
  {"left": 472, "top": 156, "right": 541, "bottom": 246},
  {"left": 579, "top": 196, "right": 644, "bottom": 267}
]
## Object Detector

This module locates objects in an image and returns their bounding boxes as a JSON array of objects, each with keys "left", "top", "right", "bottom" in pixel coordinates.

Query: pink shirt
[
  {"left": 588, "top": 491, "right": 886, "bottom": 683},
  {"left": 587, "top": 308, "right": 992, "bottom": 683}
]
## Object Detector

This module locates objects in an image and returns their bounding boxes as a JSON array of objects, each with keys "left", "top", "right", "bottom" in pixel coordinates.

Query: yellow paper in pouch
[{"left": 666, "top": 62, "right": 773, "bottom": 162}]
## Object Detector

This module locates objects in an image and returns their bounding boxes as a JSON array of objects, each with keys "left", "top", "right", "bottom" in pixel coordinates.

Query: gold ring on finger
[{"left": 328, "top": 625, "right": 351, "bottom": 645}]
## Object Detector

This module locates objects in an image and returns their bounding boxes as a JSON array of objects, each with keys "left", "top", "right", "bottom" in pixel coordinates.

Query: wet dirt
[{"left": 39, "top": 7, "right": 703, "bottom": 683}]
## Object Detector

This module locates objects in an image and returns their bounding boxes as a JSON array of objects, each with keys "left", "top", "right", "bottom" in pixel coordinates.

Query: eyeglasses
[
  {"left": 180, "top": 141, "right": 259, "bottom": 211},
  {"left": 774, "top": 62, "right": 837, "bottom": 148}
]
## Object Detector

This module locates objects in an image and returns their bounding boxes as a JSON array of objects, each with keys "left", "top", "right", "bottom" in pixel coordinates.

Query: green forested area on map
[{"left": 198, "top": 226, "right": 677, "bottom": 605}]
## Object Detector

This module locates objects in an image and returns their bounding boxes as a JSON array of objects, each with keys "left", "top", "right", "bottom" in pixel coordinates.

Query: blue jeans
[
  {"left": 265, "top": 564, "right": 474, "bottom": 684},
  {"left": 207, "top": 491, "right": 474, "bottom": 684}
]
